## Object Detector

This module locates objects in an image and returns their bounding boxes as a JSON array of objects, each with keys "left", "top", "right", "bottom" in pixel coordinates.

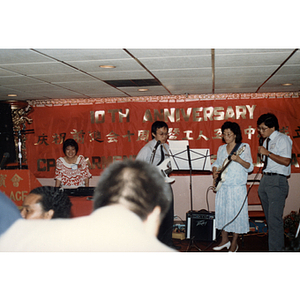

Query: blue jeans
[{"left": 258, "top": 174, "right": 289, "bottom": 251}]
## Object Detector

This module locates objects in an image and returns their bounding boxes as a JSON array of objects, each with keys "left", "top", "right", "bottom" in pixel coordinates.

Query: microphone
[
  {"left": 154, "top": 140, "right": 161, "bottom": 150},
  {"left": 0, "top": 152, "right": 10, "bottom": 170}
]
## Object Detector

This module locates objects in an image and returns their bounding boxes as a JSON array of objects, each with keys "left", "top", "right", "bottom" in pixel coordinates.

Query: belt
[{"left": 263, "top": 172, "right": 287, "bottom": 177}]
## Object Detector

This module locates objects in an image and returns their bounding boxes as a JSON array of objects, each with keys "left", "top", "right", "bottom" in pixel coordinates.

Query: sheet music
[{"left": 168, "top": 140, "right": 212, "bottom": 171}]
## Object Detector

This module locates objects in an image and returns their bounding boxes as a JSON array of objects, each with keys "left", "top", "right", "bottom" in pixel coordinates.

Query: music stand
[
  {"left": 168, "top": 140, "right": 212, "bottom": 210},
  {"left": 168, "top": 141, "right": 212, "bottom": 251}
]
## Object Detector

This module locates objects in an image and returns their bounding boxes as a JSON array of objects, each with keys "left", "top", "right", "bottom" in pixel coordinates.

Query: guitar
[
  {"left": 157, "top": 158, "right": 175, "bottom": 184},
  {"left": 213, "top": 145, "right": 246, "bottom": 192}
]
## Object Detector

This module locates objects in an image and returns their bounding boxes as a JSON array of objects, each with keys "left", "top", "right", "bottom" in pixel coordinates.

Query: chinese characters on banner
[
  {"left": 0, "top": 170, "right": 41, "bottom": 206},
  {"left": 25, "top": 97, "right": 300, "bottom": 178}
]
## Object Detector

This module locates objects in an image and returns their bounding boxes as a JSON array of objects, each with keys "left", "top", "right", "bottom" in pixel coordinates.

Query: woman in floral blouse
[{"left": 55, "top": 139, "right": 91, "bottom": 189}]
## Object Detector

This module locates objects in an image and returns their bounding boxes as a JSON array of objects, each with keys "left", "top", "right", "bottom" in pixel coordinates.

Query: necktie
[
  {"left": 157, "top": 145, "right": 165, "bottom": 166},
  {"left": 262, "top": 138, "right": 270, "bottom": 171}
]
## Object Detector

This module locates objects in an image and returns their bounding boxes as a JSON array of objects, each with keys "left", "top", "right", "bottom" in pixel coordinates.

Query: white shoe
[
  {"left": 229, "top": 245, "right": 239, "bottom": 253},
  {"left": 213, "top": 241, "right": 231, "bottom": 251}
]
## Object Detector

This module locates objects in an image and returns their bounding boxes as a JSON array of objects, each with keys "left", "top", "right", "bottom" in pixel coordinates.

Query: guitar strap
[
  {"left": 228, "top": 142, "right": 241, "bottom": 160},
  {"left": 157, "top": 145, "right": 165, "bottom": 166}
]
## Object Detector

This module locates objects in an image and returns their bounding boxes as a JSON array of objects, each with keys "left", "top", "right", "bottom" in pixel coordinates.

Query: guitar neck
[{"left": 219, "top": 159, "right": 231, "bottom": 174}]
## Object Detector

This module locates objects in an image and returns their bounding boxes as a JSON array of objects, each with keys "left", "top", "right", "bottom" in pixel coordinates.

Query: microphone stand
[
  {"left": 186, "top": 145, "right": 201, "bottom": 251},
  {"left": 14, "top": 128, "right": 34, "bottom": 169}
]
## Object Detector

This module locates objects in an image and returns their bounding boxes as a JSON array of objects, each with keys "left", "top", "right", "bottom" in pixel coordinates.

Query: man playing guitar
[{"left": 136, "top": 121, "right": 177, "bottom": 249}]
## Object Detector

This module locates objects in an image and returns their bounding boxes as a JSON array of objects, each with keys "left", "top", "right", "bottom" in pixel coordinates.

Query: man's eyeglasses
[
  {"left": 258, "top": 127, "right": 269, "bottom": 132},
  {"left": 157, "top": 133, "right": 169, "bottom": 137}
]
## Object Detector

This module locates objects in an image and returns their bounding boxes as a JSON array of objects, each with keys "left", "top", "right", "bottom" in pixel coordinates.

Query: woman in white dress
[{"left": 212, "top": 122, "right": 253, "bottom": 252}]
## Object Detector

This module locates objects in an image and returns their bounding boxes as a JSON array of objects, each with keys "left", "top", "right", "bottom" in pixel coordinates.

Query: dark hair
[
  {"left": 30, "top": 186, "right": 72, "bottom": 218},
  {"left": 93, "top": 159, "right": 172, "bottom": 221},
  {"left": 151, "top": 121, "right": 168, "bottom": 139},
  {"left": 257, "top": 113, "right": 279, "bottom": 131},
  {"left": 221, "top": 121, "right": 242, "bottom": 143},
  {"left": 63, "top": 139, "right": 78, "bottom": 155}
]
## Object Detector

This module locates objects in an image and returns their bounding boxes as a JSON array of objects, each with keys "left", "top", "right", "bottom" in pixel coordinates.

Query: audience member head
[
  {"left": 63, "top": 138, "right": 79, "bottom": 155},
  {"left": 221, "top": 121, "right": 242, "bottom": 143},
  {"left": 21, "top": 186, "right": 72, "bottom": 220},
  {"left": 93, "top": 159, "right": 172, "bottom": 225}
]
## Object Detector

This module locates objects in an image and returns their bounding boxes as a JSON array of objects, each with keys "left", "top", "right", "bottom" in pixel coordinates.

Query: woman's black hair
[
  {"left": 221, "top": 121, "right": 242, "bottom": 143},
  {"left": 63, "top": 138, "right": 78, "bottom": 155}
]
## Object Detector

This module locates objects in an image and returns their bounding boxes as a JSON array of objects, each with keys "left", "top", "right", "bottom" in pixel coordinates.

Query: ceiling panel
[
  {"left": 0, "top": 86, "right": 49, "bottom": 101},
  {"left": 284, "top": 51, "right": 300, "bottom": 64},
  {"left": 0, "top": 75, "right": 44, "bottom": 85},
  {"left": 0, "top": 49, "right": 55, "bottom": 64},
  {"left": 215, "top": 87, "right": 261, "bottom": 93},
  {"left": 215, "top": 66, "right": 279, "bottom": 77},
  {"left": 216, "top": 49, "right": 293, "bottom": 55},
  {"left": 216, "top": 76, "right": 264, "bottom": 87},
  {"left": 0, "top": 62, "right": 78, "bottom": 75},
  {"left": 68, "top": 58, "right": 144, "bottom": 73},
  {"left": 30, "top": 72, "right": 99, "bottom": 83},
  {"left": 138, "top": 55, "right": 212, "bottom": 70},
  {"left": 275, "top": 65, "right": 300, "bottom": 76},
  {"left": 161, "top": 77, "right": 212, "bottom": 85},
  {"left": 152, "top": 68, "right": 211, "bottom": 79},
  {"left": 119, "top": 85, "right": 170, "bottom": 97},
  {"left": 127, "top": 48, "right": 211, "bottom": 58},
  {"left": 259, "top": 85, "right": 300, "bottom": 92},
  {"left": 31, "top": 90, "right": 90, "bottom": 99},
  {"left": 262, "top": 74, "right": 300, "bottom": 86},
  {"left": 85, "top": 90, "right": 128, "bottom": 98},
  {"left": 35, "top": 49, "right": 131, "bottom": 61},
  {"left": 54, "top": 80, "right": 115, "bottom": 93},
  {"left": 215, "top": 49, "right": 295, "bottom": 67},
  {"left": 4, "top": 83, "right": 75, "bottom": 93},
  {"left": 90, "top": 70, "right": 153, "bottom": 80},
  {"left": 0, "top": 68, "right": 23, "bottom": 76}
]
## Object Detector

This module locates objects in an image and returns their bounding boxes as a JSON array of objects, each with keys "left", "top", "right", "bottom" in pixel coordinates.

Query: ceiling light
[
  {"left": 8, "top": 94, "right": 17, "bottom": 97},
  {"left": 282, "top": 83, "right": 292, "bottom": 86},
  {"left": 99, "top": 65, "right": 116, "bottom": 69},
  {"left": 138, "top": 88, "right": 149, "bottom": 92}
]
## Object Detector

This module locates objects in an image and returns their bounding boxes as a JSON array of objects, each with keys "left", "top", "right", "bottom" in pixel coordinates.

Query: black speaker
[
  {"left": 0, "top": 103, "right": 16, "bottom": 166},
  {"left": 186, "top": 210, "right": 216, "bottom": 242}
]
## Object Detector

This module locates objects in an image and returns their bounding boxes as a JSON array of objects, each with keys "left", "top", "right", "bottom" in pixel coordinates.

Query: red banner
[
  {"left": 0, "top": 170, "right": 41, "bottom": 207},
  {"left": 25, "top": 95, "right": 300, "bottom": 178}
]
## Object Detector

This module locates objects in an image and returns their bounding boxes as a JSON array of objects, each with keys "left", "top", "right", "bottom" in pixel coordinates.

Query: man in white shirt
[
  {"left": 257, "top": 113, "right": 292, "bottom": 251},
  {"left": 136, "top": 121, "right": 175, "bottom": 248}
]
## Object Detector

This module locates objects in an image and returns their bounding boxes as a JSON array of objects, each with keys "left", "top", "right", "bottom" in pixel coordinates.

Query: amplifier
[{"left": 186, "top": 210, "right": 216, "bottom": 241}]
